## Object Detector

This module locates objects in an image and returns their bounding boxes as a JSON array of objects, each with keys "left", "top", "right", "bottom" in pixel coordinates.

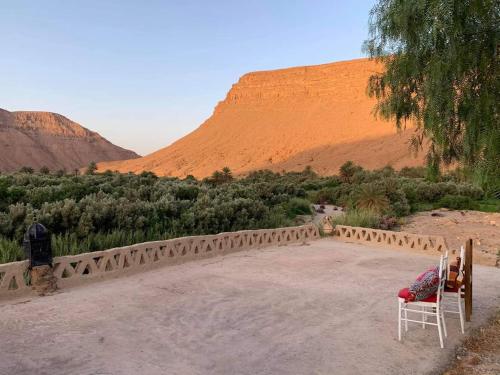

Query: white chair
[
  {"left": 444, "top": 246, "right": 465, "bottom": 334},
  {"left": 398, "top": 253, "right": 449, "bottom": 348}
]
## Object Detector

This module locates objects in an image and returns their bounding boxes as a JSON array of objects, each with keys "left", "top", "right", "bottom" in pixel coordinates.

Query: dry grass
[{"left": 442, "top": 310, "right": 500, "bottom": 375}]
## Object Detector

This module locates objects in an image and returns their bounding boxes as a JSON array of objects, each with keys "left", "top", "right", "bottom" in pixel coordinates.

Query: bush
[
  {"left": 0, "top": 236, "right": 23, "bottom": 263},
  {"left": 284, "top": 198, "right": 312, "bottom": 218},
  {"left": 386, "top": 189, "right": 411, "bottom": 217},
  {"left": 0, "top": 166, "right": 492, "bottom": 264},
  {"left": 339, "top": 161, "right": 363, "bottom": 183},
  {"left": 331, "top": 209, "right": 381, "bottom": 228},
  {"left": 379, "top": 216, "right": 398, "bottom": 230},
  {"left": 311, "top": 188, "right": 338, "bottom": 204},
  {"left": 353, "top": 184, "right": 390, "bottom": 213},
  {"left": 399, "top": 166, "right": 426, "bottom": 178},
  {"left": 436, "top": 195, "right": 480, "bottom": 210}
]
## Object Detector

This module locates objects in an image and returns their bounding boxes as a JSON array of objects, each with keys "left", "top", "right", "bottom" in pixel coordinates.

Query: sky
[{"left": 1, "top": 0, "right": 377, "bottom": 155}]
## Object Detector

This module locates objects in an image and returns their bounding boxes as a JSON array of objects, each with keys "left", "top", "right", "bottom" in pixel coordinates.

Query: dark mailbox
[{"left": 23, "top": 223, "right": 52, "bottom": 267}]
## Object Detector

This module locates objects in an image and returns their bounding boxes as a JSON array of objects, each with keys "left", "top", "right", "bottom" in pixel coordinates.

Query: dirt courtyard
[
  {"left": 1, "top": 239, "right": 499, "bottom": 375},
  {"left": 400, "top": 210, "right": 500, "bottom": 267}
]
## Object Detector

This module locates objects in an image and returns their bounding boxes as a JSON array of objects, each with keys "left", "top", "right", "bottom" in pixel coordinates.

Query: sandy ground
[
  {"left": 1, "top": 239, "right": 499, "bottom": 375},
  {"left": 311, "top": 204, "right": 344, "bottom": 225},
  {"left": 443, "top": 310, "right": 500, "bottom": 375},
  {"left": 400, "top": 210, "right": 500, "bottom": 267}
]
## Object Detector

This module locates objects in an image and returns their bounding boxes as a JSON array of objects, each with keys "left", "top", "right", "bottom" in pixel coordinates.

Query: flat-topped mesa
[
  {"left": 98, "top": 58, "right": 424, "bottom": 178},
  {"left": 216, "top": 59, "right": 381, "bottom": 110},
  {"left": 0, "top": 108, "right": 139, "bottom": 172}
]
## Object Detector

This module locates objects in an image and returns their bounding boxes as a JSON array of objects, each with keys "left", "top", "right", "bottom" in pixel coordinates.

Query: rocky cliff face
[
  {"left": 98, "top": 58, "right": 425, "bottom": 177},
  {"left": 0, "top": 108, "right": 139, "bottom": 172}
]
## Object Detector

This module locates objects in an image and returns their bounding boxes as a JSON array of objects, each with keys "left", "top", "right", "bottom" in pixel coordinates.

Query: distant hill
[
  {"left": 99, "top": 58, "right": 425, "bottom": 178},
  {"left": 0, "top": 108, "right": 139, "bottom": 172}
]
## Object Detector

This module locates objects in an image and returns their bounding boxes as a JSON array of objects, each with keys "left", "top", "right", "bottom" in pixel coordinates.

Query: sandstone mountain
[
  {"left": 99, "top": 58, "right": 425, "bottom": 178},
  {"left": 0, "top": 108, "right": 139, "bottom": 172}
]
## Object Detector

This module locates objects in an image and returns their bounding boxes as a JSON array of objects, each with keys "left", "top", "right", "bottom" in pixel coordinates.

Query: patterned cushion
[{"left": 409, "top": 266, "right": 440, "bottom": 301}]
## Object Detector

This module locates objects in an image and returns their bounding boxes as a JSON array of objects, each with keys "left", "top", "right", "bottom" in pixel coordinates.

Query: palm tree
[
  {"left": 354, "top": 184, "right": 389, "bottom": 213},
  {"left": 85, "top": 161, "right": 97, "bottom": 175},
  {"left": 339, "top": 161, "right": 361, "bottom": 184},
  {"left": 221, "top": 167, "right": 233, "bottom": 182}
]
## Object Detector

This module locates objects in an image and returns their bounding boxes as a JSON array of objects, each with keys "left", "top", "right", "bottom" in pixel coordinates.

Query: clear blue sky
[{"left": 1, "top": 0, "right": 376, "bottom": 155}]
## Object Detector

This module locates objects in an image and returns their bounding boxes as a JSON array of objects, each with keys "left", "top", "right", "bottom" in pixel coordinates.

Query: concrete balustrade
[
  {"left": 0, "top": 224, "right": 320, "bottom": 299},
  {"left": 333, "top": 224, "right": 448, "bottom": 253}
]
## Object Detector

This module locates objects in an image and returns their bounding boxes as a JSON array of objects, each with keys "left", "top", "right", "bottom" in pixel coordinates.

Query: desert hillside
[
  {"left": 99, "top": 58, "right": 425, "bottom": 177},
  {"left": 0, "top": 108, "right": 139, "bottom": 172}
]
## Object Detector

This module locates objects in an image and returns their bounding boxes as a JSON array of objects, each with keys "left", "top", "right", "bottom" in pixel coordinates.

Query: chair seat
[{"left": 398, "top": 287, "right": 437, "bottom": 303}]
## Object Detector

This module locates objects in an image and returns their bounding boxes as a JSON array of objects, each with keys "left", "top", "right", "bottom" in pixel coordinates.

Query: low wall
[
  {"left": 0, "top": 224, "right": 319, "bottom": 299},
  {"left": 333, "top": 225, "right": 449, "bottom": 253}
]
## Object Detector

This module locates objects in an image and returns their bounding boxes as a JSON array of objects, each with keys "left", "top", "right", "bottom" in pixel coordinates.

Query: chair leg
[
  {"left": 457, "top": 292, "right": 465, "bottom": 334},
  {"left": 404, "top": 306, "right": 408, "bottom": 332},
  {"left": 421, "top": 306, "right": 426, "bottom": 329},
  {"left": 441, "top": 311, "right": 447, "bottom": 338},
  {"left": 437, "top": 310, "right": 444, "bottom": 349},
  {"left": 398, "top": 298, "right": 402, "bottom": 341}
]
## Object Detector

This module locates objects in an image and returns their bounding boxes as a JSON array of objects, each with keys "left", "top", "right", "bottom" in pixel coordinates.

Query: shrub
[
  {"left": 39, "top": 166, "right": 50, "bottom": 175},
  {"left": 456, "top": 184, "right": 484, "bottom": 200},
  {"left": 85, "top": 161, "right": 97, "bottom": 175},
  {"left": 339, "top": 161, "right": 363, "bottom": 183},
  {"left": 353, "top": 184, "right": 389, "bottom": 213},
  {"left": 386, "top": 189, "right": 411, "bottom": 217},
  {"left": 284, "top": 198, "right": 312, "bottom": 218},
  {"left": 436, "top": 195, "right": 480, "bottom": 210},
  {"left": 19, "top": 166, "right": 34, "bottom": 174},
  {"left": 331, "top": 209, "right": 381, "bottom": 228},
  {"left": 311, "top": 188, "right": 337, "bottom": 205},
  {"left": 0, "top": 166, "right": 492, "bottom": 264},
  {"left": 379, "top": 216, "right": 398, "bottom": 230},
  {"left": 415, "top": 182, "right": 445, "bottom": 202},
  {"left": 0, "top": 236, "right": 23, "bottom": 263},
  {"left": 399, "top": 166, "right": 426, "bottom": 178}
]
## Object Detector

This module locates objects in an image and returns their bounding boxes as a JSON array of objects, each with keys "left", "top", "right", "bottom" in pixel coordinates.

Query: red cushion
[{"left": 398, "top": 287, "right": 437, "bottom": 303}]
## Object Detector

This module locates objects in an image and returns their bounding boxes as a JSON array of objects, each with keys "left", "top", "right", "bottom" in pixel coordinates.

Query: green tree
[
  {"left": 221, "top": 167, "right": 233, "bottom": 182},
  {"left": 85, "top": 161, "right": 97, "bottom": 175},
  {"left": 19, "top": 166, "right": 34, "bottom": 174},
  {"left": 364, "top": 0, "right": 499, "bottom": 193},
  {"left": 55, "top": 169, "right": 66, "bottom": 177},
  {"left": 354, "top": 184, "right": 390, "bottom": 213},
  {"left": 39, "top": 166, "right": 50, "bottom": 175},
  {"left": 208, "top": 167, "right": 233, "bottom": 185},
  {"left": 339, "top": 161, "right": 362, "bottom": 184}
]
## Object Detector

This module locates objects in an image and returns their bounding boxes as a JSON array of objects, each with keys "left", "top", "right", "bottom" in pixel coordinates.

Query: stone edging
[
  {"left": 333, "top": 224, "right": 448, "bottom": 253},
  {"left": 0, "top": 224, "right": 319, "bottom": 299}
]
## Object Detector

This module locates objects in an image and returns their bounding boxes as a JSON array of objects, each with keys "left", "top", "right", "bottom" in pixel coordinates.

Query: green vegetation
[
  {"left": 330, "top": 209, "right": 381, "bottom": 229},
  {"left": 365, "top": 0, "right": 499, "bottom": 195},
  {"left": 0, "top": 162, "right": 498, "bottom": 264},
  {"left": 353, "top": 184, "right": 389, "bottom": 213},
  {"left": 284, "top": 198, "right": 312, "bottom": 218},
  {"left": 477, "top": 199, "right": 500, "bottom": 213},
  {"left": 437, "top": 195, "right": 479, "bottom": 211}
]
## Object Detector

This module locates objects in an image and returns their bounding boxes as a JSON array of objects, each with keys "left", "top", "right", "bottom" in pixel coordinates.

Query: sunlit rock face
[
  {"left": 0, "top": 108, "right": 139, "bottom": 172},
  {"left": 98, "top": 58, "right": 424, "bottom": 178}
]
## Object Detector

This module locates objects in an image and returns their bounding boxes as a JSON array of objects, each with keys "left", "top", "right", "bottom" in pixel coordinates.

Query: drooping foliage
[{"left": 364, "top": 0, "right": 499, "bottom": 195}]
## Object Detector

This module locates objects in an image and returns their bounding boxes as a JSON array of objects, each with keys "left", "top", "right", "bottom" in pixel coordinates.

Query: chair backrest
[
  {"left": 437, "top": 252, "right": 449, "bottom": 304},
  {"left": 459, "top": 245, "right": 465, "bottom": 273}
]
